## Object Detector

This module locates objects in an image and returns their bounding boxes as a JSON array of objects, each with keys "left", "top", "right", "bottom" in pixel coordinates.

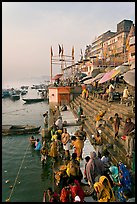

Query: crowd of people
[{"left": 29, "top": 108, "right": 135, "bottom": 202}]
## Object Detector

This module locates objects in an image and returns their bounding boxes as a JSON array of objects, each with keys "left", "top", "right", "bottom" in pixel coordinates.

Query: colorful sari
[
  {"left": 117, "top": 163, "right": 132, "bottom": 202},
  {"left": 94, "top": 176, "right": 115, "bottom": 202},
  {"left": 71, "top": 137, "right": 84, "bottom": 160}
]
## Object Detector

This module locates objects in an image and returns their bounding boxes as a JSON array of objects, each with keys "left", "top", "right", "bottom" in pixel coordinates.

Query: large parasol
[
  {"left": 98, "top": 69, "right": 120, "bottom": 84},
  {"left": 90, "top": 72, "right": 106, "bottom": 83},
  {"left": 123, "top": 69, "right": 135, "bottom": 87},
  {"left": 114, "top": 64, "right": 130, "bottom": 75}
]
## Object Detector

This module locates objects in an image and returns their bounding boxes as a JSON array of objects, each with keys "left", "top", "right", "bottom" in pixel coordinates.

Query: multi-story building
[
  {"left": 126, "top": 24, "right": 135, "bottom": 64},
  {"left": 85, "top": 19, "right": 134, "bottom": 67},
  {"left": 102, "top": 19, "right": 134, "bottom": 66},
  {"left": 63, "top": 19, "right": 134, "bottom": 78}
]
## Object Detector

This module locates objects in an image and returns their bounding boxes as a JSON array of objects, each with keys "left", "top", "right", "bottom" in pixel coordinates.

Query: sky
[{"left": 2, "top": 2, "right": 135, "bottom": 85}]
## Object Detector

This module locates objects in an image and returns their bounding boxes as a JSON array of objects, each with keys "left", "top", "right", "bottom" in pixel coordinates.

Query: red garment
[
  {"left": 49, "top": 192, "right": 59, "bottom": 202},
  {"left": 60, "top": 187, "right": 71, "bottom": 202},
  {"left": 69, "top": 180, "right": 85, "bottom": 202}
]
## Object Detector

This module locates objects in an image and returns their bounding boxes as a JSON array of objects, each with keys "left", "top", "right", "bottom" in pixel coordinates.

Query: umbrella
[
  {"left": 52, "top": 74, "right": 63, "bottom": 80},
  {"left": 84, "top": 78, "right": 93, "bottom": 84},
  {"left": 123, "top": 69, "right": 135, "bottom": 87},
  {"left": 80, "top": 75, "right": 92, "bottom": 83},
  {"left": 114, "top": 64, "right": 130, "bottom": 75},
  {"left": 90, "top": 72, "right": 106, "bottom": 83},
  {"left": 91, "top": 69, "right": 100, "bottom": 78},
  {"left": 105, "top": 66, "right": 115, "bottom": 72},
  {"left": 75, "top": 72, "right": 87, "bottom": 79},
  {"left": 98, "top": 69, "right": 120, "bottom": 84},
  {"left": 130, "top": 61, "right": 135, "bottom": 70}
]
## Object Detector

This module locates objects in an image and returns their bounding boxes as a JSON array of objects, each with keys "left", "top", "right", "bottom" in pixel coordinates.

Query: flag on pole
[
  {"left": 80, "top": 49, "right": 83, "bottom": 60},
  {"left": 80, "top": 49, "right": 83, "bottom": 56},
  {"left": 51, "top": 46, "right": 53, "bottom": 57},
  {"left": 58, "top": 44, "right": 62, "bottom": 56},
  {"left": 61, "top": 44, "right": 64, "bottom": 56},
  {"left": 72, "top": 46, "right": 74, "bottom": 60}
]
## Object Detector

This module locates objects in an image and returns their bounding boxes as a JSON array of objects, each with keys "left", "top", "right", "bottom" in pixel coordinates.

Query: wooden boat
[
  {"left": 2, "top": 125, "right": 41, "bottom": 136},
  {"left": 22, "top": 98, "right": 45, "bottom": 103},
  {"left": 2, "top": 90, "right": 11, "bottom": 98},
  {"left": 10, "top": 94, "right": 20, "bottom": 100}
]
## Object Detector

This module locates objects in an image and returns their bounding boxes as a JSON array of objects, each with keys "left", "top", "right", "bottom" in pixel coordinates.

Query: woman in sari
[
  {"left": 66, "top": 153, "right": 82, "bottom": 182},
  {"left": 71, "top": 134, "right": 84, "bottom": 161},
  {"left": 48, "top": 139, "right": 58, "bottom": 159},
  {"left": 94, "top": 175, "right": 115, "bottom": 202},
  {"left": 68, "top": 179, "right": 85, "bottom": 202},
  {"left": 117, "top": 162, "right": 132, "bottom": 202}
]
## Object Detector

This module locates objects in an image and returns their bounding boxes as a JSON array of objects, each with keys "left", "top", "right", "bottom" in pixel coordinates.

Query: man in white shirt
[
  {"left": 55, "top": 116, "right": 63, "bottom": 130},
  {"left": 108, "top": 83, "right": 115, "bottom": 102}
]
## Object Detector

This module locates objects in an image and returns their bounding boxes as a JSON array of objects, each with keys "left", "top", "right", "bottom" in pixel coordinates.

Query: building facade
[{"left": 84, "top": 19, "right": 134, "bottom": 67}]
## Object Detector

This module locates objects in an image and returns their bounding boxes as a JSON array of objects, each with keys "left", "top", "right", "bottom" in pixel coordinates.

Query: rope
[
  {"left": 6, "top": 143, "right": 30, "bottom": 202},
  {"left": 3, "top": 108, "right": 26, "bottom": 114}
]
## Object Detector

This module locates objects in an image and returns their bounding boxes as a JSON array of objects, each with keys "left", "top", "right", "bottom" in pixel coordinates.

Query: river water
[{"left": 2, "top": 85, "right": 52, "bottom": 202}]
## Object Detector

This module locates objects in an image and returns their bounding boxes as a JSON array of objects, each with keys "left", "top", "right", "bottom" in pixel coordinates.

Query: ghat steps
[{"left": 70, "top": 94, "right": 135, "bottom": 169}]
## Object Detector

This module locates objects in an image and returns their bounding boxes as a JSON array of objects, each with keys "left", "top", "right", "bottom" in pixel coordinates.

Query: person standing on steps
[
  {"left": 61, "top": 128, "right": 71, "bottom": 160},
  {"left": 109, "top": 113, "right": 122, "bottom": 140},
  {"left": 123, "top": 118, "right": 135, "bottom": 158},
  {"left": 108, "top": 83, "right": 115, "bottom": 102},
  {"left": 77, "top": 103, "right": 83, "bottom": 122}
]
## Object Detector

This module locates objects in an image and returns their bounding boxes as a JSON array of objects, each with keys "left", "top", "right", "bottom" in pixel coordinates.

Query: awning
[{"left": 52, "top": 74, "right": 63, "bottom": 80}]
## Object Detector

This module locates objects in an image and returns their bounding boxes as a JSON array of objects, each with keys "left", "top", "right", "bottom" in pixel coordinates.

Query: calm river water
[{"left": 2, "top": 86, "right": 52, "bottom": 202}]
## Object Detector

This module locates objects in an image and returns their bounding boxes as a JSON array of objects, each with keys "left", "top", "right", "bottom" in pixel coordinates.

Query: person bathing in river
[
  {"left": 40, "top": 141, "right": 48, "bottom": 166},
  {"left": 29, "top": 135, "right": 36, "bottom": 148},
  {"left": 35, "top": 138, "right": 42, "bottom": 150}
]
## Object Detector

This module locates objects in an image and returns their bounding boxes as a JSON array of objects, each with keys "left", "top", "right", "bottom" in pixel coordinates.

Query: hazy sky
[{"left": 2, "top": 2, "right": 135, "bottom": 84}]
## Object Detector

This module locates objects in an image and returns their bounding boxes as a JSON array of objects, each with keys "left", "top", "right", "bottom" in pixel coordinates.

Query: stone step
[
  {"left": 70, "top": 97, "right": 132, "bottom": 168},
  {"left": 72, "top": 98, "right": 127, "bottom": 157}
]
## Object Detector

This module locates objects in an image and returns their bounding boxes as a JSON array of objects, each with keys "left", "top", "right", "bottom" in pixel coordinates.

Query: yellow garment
[
  {"left": 95, "top": 110, "right": 106, "bottom": 121},
  {"left": 95, "top": 115, "right": 101, "bottom": 121},
  {"left": 94, "top": 182, "right": 103, "bottom": 193},
  {"left": 83, "top": 89, "right": 87, "bottom": 93},
  {"left": 97, "top": 176, "right": 115, "bottom": 202},
  {"left": 71, "top": 138, "right": 84, "bottom": 158},
  {"left": 51, "top": 134, "right": 58, "bottom": 141},
  {"left": 66, "top": 160, "right": 79, "bottom": 177},
  {"left": 48, "top": 141, "right": 58, "bottom": 158},
  {"left": 57, "top": 129, "right": 62, "bottom": 134}
]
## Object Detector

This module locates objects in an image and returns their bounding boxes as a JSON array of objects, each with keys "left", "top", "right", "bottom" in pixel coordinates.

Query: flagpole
[{"left": 50, "top": 46, "right": 53, "bottom": 83}]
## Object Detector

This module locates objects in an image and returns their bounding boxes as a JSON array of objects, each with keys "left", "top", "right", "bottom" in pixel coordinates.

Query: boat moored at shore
[{"left": 2, "top": 125, "right": 41, "bottom": 136}]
